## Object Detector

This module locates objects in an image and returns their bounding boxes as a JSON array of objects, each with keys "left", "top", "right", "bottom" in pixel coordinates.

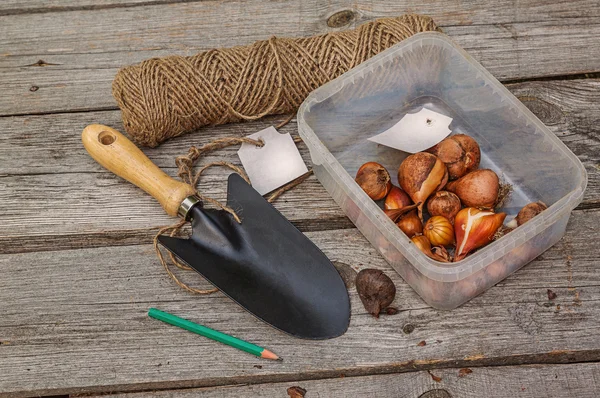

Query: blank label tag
[
  {"left": 367, "top": 108, "right": 453, "bottom": 153},
  {"left": 238, "top": 126, "right": 308, "bottom": 195}
]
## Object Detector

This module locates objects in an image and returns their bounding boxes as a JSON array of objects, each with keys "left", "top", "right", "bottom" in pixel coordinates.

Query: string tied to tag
[{"left": 153, "top": 116, "right": 312, "bottom": 295}]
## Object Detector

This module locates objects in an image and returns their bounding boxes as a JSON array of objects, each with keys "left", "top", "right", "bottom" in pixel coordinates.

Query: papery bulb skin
[
  {"left": 397, "top": 209, "right": 423, "bottom": 238},
  {"left": 384, "top": 185, "right": 412, "bottom": 210},
  {"left": 427, "top": 134, "right": 481, "bottom": 180},
  {"left": 398, "top": 152, "right": 447, "bottom": 221},
  {"left": 513, "top": 201, "right": 548, "bottom": 226},
  {"left": 355, "top": 162, "right": 392, "bottom": 200},
  {"left": 446, "top": 169, "right": 499, "bottom": 209},
  {"left": 427, "top": 191, "right": 461, "bottom": 224},
  {"left": 454, "top": 207, "right": 506, "bottom": 261},
  {"left": 411, "top": 235, "right": 450, "bottom": 263}
]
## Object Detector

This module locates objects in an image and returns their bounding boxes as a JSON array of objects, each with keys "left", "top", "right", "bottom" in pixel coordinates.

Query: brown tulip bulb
[
  {"left": 446, "top": 169, "right": 499, "bottom": 209},
  {"left": 427, "top": 134, "right": 481, "bottom": 180},
  {"left": 384, "top": 185, "right": 412, "bottom": 210},
  {"left": 427, "top": 191, "right": 461, "bottom": 223},
  {"left": 355, "top": 269, "right": 396, "bottom": 318},
  {"left": 398, "top": 152, "right": 447, "bottom": 221},
  {"left": 507, "top": 201, "right": 548, "bottom": 228},
  {"left": 454, "top": 207, "right": 506, "bottom": 261},
  {"left": 397, "top": 209, "right": 423, "bottom": 238},
  {"left": 355, "top": 162, "right": 392, "bottom": 200}
]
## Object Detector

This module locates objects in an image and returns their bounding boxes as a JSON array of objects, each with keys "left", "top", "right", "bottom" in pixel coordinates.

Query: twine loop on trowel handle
[
  {"left": 112, "top": 14, "right": 439, "bottom": 147},
  {"left": 153, "top": 116, "right": 313, "bottom": 295}
]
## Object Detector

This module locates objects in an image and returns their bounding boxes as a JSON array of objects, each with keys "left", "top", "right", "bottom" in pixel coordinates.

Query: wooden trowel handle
[{"left": 82, "top": 124, "right": 196, "bottom": 217}]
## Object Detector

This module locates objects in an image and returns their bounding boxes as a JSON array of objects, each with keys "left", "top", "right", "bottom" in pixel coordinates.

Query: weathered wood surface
[
  {"left": 97, "top": 362, "right": 600, "bottom": 398},
  {"left": 1, "top": 0, "right": 600, "bottom": 396},
  {"left": 2, "top": 1, "right": 600, "bottom": 116},
  {"left": 4, "top": 0, "right": 599, "bottom": 22},
  {"left": 1, "top": 209, "right": 599, "bottom": 396}
]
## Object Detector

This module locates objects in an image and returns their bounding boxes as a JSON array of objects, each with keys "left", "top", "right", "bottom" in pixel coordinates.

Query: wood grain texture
[
  {"left": 0, "top": 79, "right": 598, "bottom": 254},
  {"left": 2, "top": 1, "right": 600, "bottom": 116},
  {"left": 0, "top": 212, "right": 599, "bottom": 396},
  {"left": 0, "top": 112, "right": 349, "bottom": 254},
  {"left": 95, "top": 362, "right": 600, "bottom": 397},
  {"left": 0, "top": 0, "right": 177, "bottom": 15},
  {"left": 1, "top": 1, "right": 600, "bottom": 396},
  {"left": 3, "top": 0, "right": 599, "bottom": 22}
]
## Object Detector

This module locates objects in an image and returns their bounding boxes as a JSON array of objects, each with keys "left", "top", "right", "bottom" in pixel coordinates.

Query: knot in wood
[
  {"left": 327, "top": 10, "right": 356, "bottom": 28},
  {"left": 518, "top": 96, "right": 564, "bottom": 125}
]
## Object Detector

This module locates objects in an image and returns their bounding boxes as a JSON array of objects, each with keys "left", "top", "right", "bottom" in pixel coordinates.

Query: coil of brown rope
[{"left": 112, "top": 14, "right": 439, "bottom": 147}]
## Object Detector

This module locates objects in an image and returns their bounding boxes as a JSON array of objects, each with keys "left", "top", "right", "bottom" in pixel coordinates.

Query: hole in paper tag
[
  {"left": 238, "top": 126, "right": 308, "bottom": 195},
  {"left": 368, "top": 108, "right": 453, "bottom": 153}
]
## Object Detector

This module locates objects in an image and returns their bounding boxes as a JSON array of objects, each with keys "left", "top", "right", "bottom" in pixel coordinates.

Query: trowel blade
[{"left": 158, "top": 173, "right": 350, "bottom": 339}]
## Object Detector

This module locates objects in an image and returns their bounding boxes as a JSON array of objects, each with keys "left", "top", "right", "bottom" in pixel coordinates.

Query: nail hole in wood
[{"left": 99, "top": 131, "right": 116, "bottom": 145}]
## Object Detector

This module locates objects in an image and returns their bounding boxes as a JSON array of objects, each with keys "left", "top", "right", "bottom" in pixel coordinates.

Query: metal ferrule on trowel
[{"left": 82, "top": 124, "right": 350, "bottom": 339}]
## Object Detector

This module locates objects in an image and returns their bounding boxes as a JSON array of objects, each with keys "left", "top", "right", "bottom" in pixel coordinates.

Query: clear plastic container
[{"left": 297, "top": 32, "right": 587, "bottom": 309}]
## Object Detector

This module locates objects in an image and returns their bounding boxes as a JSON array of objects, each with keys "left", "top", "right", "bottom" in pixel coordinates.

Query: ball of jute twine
[
  {"left": 153, "top": 116, "right": 312, "bottom": 294},
  {"left": 113, "top": 14, "right": 439, "bottom": 147}
]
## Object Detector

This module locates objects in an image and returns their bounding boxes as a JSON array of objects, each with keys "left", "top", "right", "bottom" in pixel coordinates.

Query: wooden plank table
[{"left": 1, "top": 1, "right": 599, "bottom": 397}]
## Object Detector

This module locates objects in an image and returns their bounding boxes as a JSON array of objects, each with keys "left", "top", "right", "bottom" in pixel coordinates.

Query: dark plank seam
[
  {"left": 0, "top": 207, "right": 595, "bottom": 255},
  {"left": 0, "top": 0, "right": 204, "bottom": 17},
  {"left": 9, "top": 351, "right": 600, "bottom": 397},
  {"left": 503, "top": 71, "right": 600, "bottom": 85}
]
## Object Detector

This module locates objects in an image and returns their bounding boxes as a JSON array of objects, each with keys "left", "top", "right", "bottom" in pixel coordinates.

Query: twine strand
[{"left": 155, "top": 115, "right": 311, "bottom": 294}]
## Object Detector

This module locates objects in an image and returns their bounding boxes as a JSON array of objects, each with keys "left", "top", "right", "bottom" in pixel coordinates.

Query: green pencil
[{"left": 148, "top": 308, "right": 282, "bottom": 361}]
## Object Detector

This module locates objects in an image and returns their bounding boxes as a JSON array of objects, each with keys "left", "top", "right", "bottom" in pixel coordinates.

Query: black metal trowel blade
[{"left": 158, "top": 173, "right": 350, "bottom": 339}]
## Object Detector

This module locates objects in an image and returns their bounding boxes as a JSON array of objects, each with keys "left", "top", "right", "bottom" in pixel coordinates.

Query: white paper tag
[
  {"left": 237, "top": 126, "right": 308, "bottom": 195},
  {"left": 367, "top": 108, "right": 453, "bottom": 153}
]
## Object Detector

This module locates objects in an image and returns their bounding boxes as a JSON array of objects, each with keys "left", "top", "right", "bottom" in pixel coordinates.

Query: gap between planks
[
  {"left": 8, "top": 352, "right": 600, "bottom": 397},
  {"left": 84, "top": 362, "right": 600, "bottom": 398},
  {"left": 0, "top": 0, "right": 208, "bottom": 17}
]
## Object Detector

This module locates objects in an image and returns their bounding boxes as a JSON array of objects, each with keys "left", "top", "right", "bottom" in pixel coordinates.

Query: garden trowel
[{"left": 82, "top": 125, "right": 350, "bottom": 339}]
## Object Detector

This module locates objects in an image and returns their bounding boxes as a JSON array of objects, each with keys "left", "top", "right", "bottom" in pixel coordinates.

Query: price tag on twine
[
  {"left": 238, "top": 126, "right": 308, "bottom": 195},
  {"left": 368, "top": 108, "right": 453, "bottom": 153}
]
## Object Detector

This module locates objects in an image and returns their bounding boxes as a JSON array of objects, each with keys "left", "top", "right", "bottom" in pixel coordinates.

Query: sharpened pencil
[{"left": 148, "top": 308, "right": 282, "bottom": 361}]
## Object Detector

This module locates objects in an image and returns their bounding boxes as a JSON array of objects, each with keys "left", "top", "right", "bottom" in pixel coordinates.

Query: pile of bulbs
[{"left": 355, "top": 134, "right": 547, "bottom": 262}]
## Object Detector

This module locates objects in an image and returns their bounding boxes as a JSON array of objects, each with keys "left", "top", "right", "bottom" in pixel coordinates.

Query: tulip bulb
[
  {"left": 396, "top": 209, "right": 423, "bottom": 238},
  {"left": 424, "top": 216, "right": 455, "bottom": 247},
  {"left": 506, "top": 201, "right": 548, "bottom": 228},
  {"left": 355, "top": 162, "right": 392, "bottom": 200},
  {"left": 398, "top": 152, "right": 447, "bottom": 221},
  {"left": 427, "top": 191, "right": 461, "bottom": 223},
  {"left": 446, "top": 169, "right": 499, "bottom": 209},
  {"left": 384, "top": 185, "right": 412, "bottom": 210},
  {"left": 454, "top": 207, "right": 506, "bottom": 261},
  {"left": 427, "top": 134, "right": 481, "bottom": 180},
  {"left": 431, "top": 245, "right": 451, "bottom": 262},
  {"left": 411, "top": 235, "right": 450, "bottom": 263}
]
